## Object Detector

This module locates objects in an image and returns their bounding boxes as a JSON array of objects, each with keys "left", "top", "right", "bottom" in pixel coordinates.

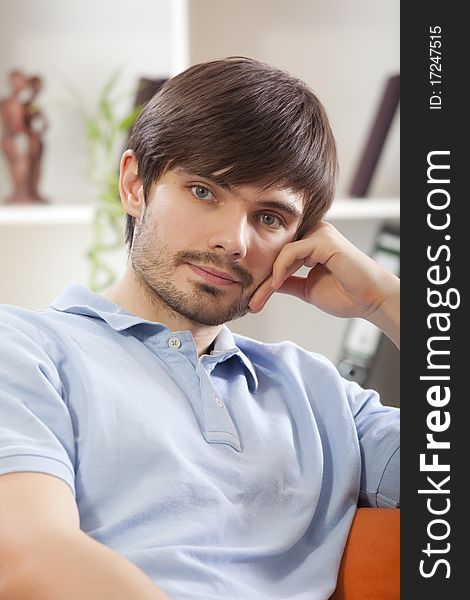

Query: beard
[{"left": 130, "top": 219, "right": 255, "bottom": 327}]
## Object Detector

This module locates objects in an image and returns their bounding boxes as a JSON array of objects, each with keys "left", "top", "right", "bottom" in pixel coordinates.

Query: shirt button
[
  {"left": 215, "top": 396, "right": 224, "bottom": 408},
  {"left": 168, "top": 336, "right": 181, "bottom": 350}
]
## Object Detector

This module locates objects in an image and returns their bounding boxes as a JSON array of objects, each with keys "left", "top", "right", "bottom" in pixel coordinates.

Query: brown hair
[{"left": 126, "top": 56, "right": 338, "bottom": 248}]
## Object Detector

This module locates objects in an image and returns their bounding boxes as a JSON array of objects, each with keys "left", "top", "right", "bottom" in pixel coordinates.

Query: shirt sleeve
[
  {"left": 343, "top": 378, "right": 400, "bottom": 508},
  {"left": 0, "top": 310, "right": 76, "bottom": 495}
]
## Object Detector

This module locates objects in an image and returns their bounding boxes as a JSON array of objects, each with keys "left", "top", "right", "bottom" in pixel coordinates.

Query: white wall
[{"left": 0, "top": 223, "right": 93, "bottom": 308}]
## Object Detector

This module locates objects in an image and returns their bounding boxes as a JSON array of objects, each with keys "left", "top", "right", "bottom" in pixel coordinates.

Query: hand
[{"left": 249, "top": 222, "right": 400, "bottom": 347}]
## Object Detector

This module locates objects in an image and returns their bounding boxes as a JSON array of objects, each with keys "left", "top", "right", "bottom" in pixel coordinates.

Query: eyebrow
[
  {"left": 254, "top": 199, "right": 302, "bottom": 220},
  {"left": 176, "top": 168, "right": 234, "bottom": 192}
]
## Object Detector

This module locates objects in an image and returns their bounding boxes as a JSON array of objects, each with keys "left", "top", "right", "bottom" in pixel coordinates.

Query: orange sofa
[{"left": 330, "top": 508, "right": 400, "bottom": 599}]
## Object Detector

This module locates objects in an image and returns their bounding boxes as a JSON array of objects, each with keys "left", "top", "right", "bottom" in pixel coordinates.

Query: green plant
[{"left": 64, "top": 69, "right": 143, "bottom": 291}]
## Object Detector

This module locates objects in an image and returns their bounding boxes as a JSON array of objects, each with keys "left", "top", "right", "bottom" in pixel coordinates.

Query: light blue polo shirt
[{"left": 0, "top": 283, "right": 399, "bottom": 600}]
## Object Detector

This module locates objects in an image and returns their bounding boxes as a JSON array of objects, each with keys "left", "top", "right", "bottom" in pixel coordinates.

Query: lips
[{"left": 187, "top": 263, "right": 240, "bottom": 286}]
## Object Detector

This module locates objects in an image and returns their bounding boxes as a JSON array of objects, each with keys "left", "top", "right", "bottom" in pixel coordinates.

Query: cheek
[
  {"left": 249, "top": 239, "right": 286, "bottom": 280},
  {"left": 151, "top": 205, "right": 199, "bottom": 245}
]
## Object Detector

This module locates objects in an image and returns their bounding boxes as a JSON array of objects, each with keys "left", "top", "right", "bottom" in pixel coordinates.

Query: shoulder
[
  {"left": 0, "top": 303, "right": 87, "bottom": 338},
  {"left": 233, "top": 331, "right": 339, "bottom": 377},
  {"left": 0, "top": 304, "right": 71, "bottom": 360},
  {"left": 0, "top": 304, "right": 46, "bottom": 340},
  {"left": 231, "top": 332, "right": 389, "bottom": 404}
]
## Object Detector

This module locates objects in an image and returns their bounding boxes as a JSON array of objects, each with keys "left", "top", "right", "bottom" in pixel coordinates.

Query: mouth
[{"left": 187, "top": 263, "right": 240, "bottom": 287}]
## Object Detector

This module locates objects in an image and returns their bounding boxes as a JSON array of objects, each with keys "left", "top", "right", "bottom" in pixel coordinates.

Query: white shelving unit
[
  {"left": 327, "top": 198, "right": 399, "bottom": 221},
  {"left": 0, "top": 198, "right": 399, "bottom": 226},
  {"left": 0, "top": 204, "right": 95, "bottom": 226}
]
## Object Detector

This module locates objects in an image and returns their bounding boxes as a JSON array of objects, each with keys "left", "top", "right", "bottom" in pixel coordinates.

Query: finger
[
  {"left": 272, "top": 257, "right": 307, "bottom": 289},
  {"left": 248, "top": 274, "right": 275, "bottom": 312},
  {"left": 275, "top": 275, "right": 307, "bottom": 300},
  {"left": 272, "top": 240, "right": 320, "bottom": 288}
]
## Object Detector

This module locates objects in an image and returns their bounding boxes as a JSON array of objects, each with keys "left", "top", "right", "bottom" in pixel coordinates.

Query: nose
[{"left": 207, "top": 206, "right": 249, "bottom": 259}]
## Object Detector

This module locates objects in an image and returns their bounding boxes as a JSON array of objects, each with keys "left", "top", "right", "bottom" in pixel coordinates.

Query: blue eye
[
  {"left": 258, "top": 213, "right": 283, "bottom": 229},
  {"left": 190, "top": 185, "right": 213, "bottom": 200}
]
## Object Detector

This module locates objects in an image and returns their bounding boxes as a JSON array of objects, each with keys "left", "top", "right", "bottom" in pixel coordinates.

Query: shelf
[
  {"left": 0, "top": 204, "right": 95, "bottom": 225},
  {"left": 326, "top": 198, "right": 399, "bottom": 220},
  {"left": 0, "top": 198, "right": 399, "bottom": 226}
]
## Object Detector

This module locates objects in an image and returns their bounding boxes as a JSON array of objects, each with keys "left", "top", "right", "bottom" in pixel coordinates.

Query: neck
[{"left": 102, "top": 265, "right": 222, "bottom": 357}]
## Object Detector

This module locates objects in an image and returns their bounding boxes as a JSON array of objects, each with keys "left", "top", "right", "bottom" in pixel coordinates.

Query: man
[{"left": 0, "top": 57, "right": 399, "bottom": 600}]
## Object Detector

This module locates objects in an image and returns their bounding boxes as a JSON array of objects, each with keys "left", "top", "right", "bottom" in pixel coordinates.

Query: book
[{"left": 349, "top": 74, "right": 400, "bottom": 197}]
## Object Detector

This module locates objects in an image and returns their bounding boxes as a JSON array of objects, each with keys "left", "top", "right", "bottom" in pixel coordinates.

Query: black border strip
[{"left": 401, "top": 2, "right": 465, "bottom": 596}]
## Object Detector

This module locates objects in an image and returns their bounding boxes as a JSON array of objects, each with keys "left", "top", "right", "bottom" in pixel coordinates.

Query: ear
[{"left": 119, "top": 149, "right": 145, "bottom": 218}]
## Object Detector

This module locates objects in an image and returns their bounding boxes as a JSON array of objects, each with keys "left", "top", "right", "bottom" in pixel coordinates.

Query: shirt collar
[
  {"left": 210, "top": 325, "right": 259, "bottom": 392},
  {"left": 50, "top": 282, "right": 164, "bottom": 332},
  {"left": 50, "top": 283, "right": 258, "bottom": 391}
]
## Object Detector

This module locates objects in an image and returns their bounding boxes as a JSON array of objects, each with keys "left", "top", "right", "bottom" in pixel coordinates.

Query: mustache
[{"left": 174, "top": 250, "right": 253, "bottom": 288}]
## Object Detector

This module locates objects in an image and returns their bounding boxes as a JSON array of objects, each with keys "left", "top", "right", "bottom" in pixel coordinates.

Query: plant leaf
[
  {"left": 86, "top": 119, "right": 101, "bottom": 141},
  {"left": 100, "top": 98, "right": 114, "bottom": 124}
]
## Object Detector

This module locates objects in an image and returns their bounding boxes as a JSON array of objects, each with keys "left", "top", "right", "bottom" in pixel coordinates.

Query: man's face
[{"left": 130, "top": 168, "right": 303, "bottom": 326}]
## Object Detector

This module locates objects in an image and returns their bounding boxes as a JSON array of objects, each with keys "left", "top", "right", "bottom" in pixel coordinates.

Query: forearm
[
  {"left": 367, "top": 275, "right": 400, "bottom": 349},
  {"left": 3, "top": 530, "right": 170, "bottom": 600}
]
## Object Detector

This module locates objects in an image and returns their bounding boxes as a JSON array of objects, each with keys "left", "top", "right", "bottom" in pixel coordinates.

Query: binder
[{"left": 337, "top": 224, "right": 400, "bottom": 385}]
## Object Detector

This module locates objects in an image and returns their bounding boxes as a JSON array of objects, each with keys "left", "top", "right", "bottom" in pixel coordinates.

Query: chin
[{"left": 176, "top": 288, "right": 251, "bottom": 326}]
